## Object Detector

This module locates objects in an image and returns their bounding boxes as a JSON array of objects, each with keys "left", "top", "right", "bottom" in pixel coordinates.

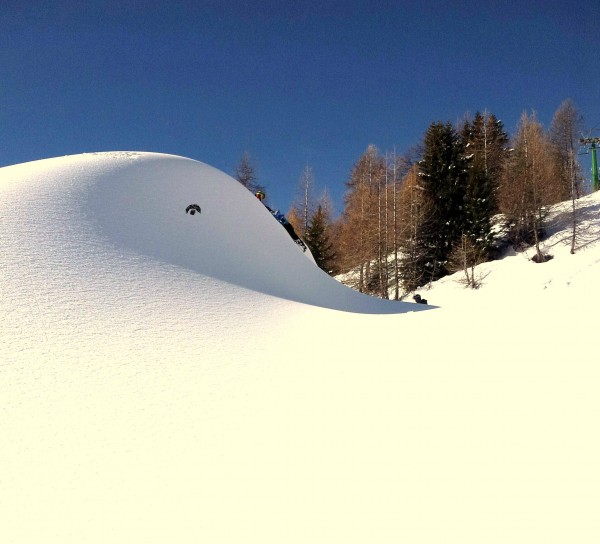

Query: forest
[{"left": 235, "top": 99, "right": 588, "bottom": 299}]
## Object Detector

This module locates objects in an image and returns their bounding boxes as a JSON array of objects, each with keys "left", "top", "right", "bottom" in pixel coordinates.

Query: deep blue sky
[{"left": 2, "top": 0, "right": 599, "bottom": 214}]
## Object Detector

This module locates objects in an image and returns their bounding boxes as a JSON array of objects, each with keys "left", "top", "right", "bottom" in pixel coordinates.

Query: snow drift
[
  {"left": 2, "top": 152, "right": 600, "bottom": 544},
  {"left": 1, "top": 151, "right": 416, "bottom": 314}
]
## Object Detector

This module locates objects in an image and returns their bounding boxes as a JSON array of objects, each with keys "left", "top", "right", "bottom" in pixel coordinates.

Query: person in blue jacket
[{"left": 255, "top": 190, "right": 307, "bottom": 251}]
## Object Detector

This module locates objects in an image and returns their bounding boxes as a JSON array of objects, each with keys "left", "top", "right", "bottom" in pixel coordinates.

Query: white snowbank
[
  {"left": 2, "top": 152, "right": 599, "bottom": 544},
  {"left": 3, "top": 151, "right": 415, "bottom": 313}
]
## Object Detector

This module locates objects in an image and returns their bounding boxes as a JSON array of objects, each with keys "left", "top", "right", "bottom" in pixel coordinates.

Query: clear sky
[{"left": 2, "top": 0, "right": 599, "bottom": 214}]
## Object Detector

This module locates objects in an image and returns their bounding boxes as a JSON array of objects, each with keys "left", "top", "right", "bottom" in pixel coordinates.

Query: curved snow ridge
[{"left": 1, "top": 151, "right": 419, "bottom": 314}]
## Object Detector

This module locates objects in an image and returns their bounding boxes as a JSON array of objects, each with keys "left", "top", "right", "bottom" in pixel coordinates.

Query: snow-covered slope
[
  {"left": 1, "top": 151, "right": 415, "bottom": 315},
  {"left": 411, "top": 191, "right": 600, "bottom": 309},
  {"left": 2, "top": 152, "right": 599, "bottom": 544}
]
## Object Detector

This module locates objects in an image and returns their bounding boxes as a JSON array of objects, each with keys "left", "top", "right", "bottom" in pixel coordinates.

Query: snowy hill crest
[
  {"left": 1, "top": 151, "right": 415, "bottom": 314},
  {"left": 2, "top": 152, "right": 600, "bottom": 544}
]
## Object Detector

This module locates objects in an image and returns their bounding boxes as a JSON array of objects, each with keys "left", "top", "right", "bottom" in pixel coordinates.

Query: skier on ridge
[{"left": 255, "top": 190, "right": 307, "bottom": 252}]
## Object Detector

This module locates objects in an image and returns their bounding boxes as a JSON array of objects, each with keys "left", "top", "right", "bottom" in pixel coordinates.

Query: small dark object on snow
[
  {"left": 186, "top": 204, "right": 201, "bottom": 215},
  {"left": 531, "top": 253, "right": 553, "bottom": 263},
  {"left": 413, "top": 294, "right": 428, "bottom": 305}
]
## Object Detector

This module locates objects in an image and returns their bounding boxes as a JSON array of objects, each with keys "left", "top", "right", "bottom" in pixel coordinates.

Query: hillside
[
  {"left": 1, "top": 152, "right": 599, "bottom": 544},
  {"left": 420, "top": 191, "right": 600, "bottom": 307},
  {"left": 338, "top": 190, "right": 600, "bottom": 309}
]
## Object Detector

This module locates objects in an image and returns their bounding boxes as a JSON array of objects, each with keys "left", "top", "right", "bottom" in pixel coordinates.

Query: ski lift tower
[{"left": 579, "top": 137, "right": 600, "bottom": 191}]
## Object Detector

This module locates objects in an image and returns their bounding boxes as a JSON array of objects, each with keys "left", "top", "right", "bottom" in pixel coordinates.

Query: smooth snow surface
[{"left": 2, "top": 152, "right": 600, "bottom": 544}]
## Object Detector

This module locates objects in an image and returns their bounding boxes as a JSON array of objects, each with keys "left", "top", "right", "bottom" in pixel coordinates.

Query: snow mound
[
  {"left": 2, "top": 152, "right": 600, "bottom": 544},
  {"left": 0, "top": 151, "right": 415, "bottom": 314}
]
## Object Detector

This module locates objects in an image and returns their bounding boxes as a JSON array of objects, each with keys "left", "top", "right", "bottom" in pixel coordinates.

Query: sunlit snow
[{"left": 1, "top": 152, "right": 599, "bottom": 543}]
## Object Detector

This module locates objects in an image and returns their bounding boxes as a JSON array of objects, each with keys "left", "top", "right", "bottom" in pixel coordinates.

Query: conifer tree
[
  {"left": 397, "top": 164, "right": 433, "bottom": 292},
  {"left": 460, "top": 111, "right": 508, "bottom": 257},
  {"left": 417, "top": 121, "right": 468, "bottom": 281},
  {"left": 387, "top": 151, "right": 414, "bottom": 299},
  {"left": 549, "top": 99, "right": 584, "bottom": 200},
  {"left": 293, "top": 164, "right": 315, "bottom": 237},
  {"left": 549, "top": 99, "right": 584, "bottom": 253},
  {"left": 499, "top": 112, "right": 561, "bottom": 261},
  {"left": 305, "top": 201, "right": 337, "bottom": 275},
  {"left": 234, "top": 152, "right": 261, "bottom": 194},
  {"left": 338, "top": 145, "right": 386, "bottom": 292}
]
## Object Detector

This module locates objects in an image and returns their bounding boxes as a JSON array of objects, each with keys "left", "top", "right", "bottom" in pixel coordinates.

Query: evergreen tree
[
  {"left": 460, "top": 111, "right": 508, "bottom": 257},
  {"left": 305, "top": 203, "right": 337, "bottom": 275},
  {"left": 417, "top": 121, "right": 468, "bottom": 282}
]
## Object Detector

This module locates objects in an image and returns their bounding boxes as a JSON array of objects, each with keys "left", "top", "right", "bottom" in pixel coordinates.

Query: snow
[{"left": 2, "top": 151, "right": 599, "bottom": 543}]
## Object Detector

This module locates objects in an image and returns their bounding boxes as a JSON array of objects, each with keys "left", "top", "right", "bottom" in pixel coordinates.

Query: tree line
[{"left": 234, "top": 99, "right": 585, "bottom": 298}]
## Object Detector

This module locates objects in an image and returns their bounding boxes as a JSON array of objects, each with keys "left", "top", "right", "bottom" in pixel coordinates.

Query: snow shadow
[{"left": 85, "top": 153, "right": 422, "bottom": 314}]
